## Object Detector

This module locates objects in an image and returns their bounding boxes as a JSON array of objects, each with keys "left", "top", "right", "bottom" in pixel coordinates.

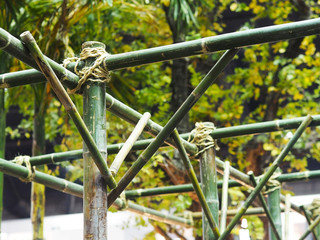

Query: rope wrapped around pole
[{"left": 13, "top": 155, "right": 36, "bottom": 182}]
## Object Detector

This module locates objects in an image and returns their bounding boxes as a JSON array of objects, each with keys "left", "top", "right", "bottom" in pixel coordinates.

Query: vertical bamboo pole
[
  {"left": 200, "top": 147, "right": 219, "bottom": 239},
  {"left": 31, "top": 83, "right": 46, "bottom": 240},
  {"left": 284, "top": 194, "right": 291, "bottom": 240},
  {"left": 220, "top": 161, "right": 230, "bottom": 233},
  {"left": 0, "top": 88, "right": 5, "bottom": 233},
  {"left": 82, "top": 41, "right": 108, "bottom": 239},
  {"left": 268, "top": 169, "right": 282, "bottom": 240}
]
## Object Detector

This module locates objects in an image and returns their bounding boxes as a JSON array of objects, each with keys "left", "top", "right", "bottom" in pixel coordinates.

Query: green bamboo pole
[
  {"left": 81, "top": 41, "right": 108, "bottom": 239},
  {"left": 19, "top": 31, "right": 116, "bottom": 189},
  {"left": 0, "top": 158, "right": 191, "bottom": 227},
  {"left": 267, "top": 169, "right": 282, "bottom": 240},
  {"left": 31, "top": 83, "right": 46, "bottom": 240},
  {"left": 300, "top": 205, "right": 319, "bottom": 240},
  {"left": 107, "top": 49, "right": 238, "bottom": 208},
  {"left": 110, "top": 112, "right": 151, "bottom": 176},
  {"left": 0, "top": 28, "right": 78, "bottom": 89},
  {"left": 182, "top": 207, "right": 286, "bottom": 219},
  {"left": 284, "top": 194, "right": 290, "bottom": 240},
  {"left": 0, "top": 88, "right": 5, "bottom": 233},
  {"left": 2, "top": 18, "right": 320, "bottom": 86},
  {"left": 248, "top": 171, "right": 281, "bottom": 240},
  {"left": 299, "top": 215, "right": 320, "bottom": 240},
  {"left": 220, "top": 161, "right": 230, "bottom": 233},
  {"left": 171, "top": 129, "right": 220, "bottom": 237},
  {"left": 200, "top": 146, "right": 219, "bottom": 239},
  {"left": 219, "top": 115, "right": 312, "bottom": 240}
]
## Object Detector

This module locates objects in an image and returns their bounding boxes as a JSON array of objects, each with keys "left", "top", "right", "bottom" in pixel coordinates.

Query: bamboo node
[
  {"left": 188, "top": 122, "right": 219, "bottom": 156},
  {"left": 307, "top": 198, "right": 320, "bottom": 219},
  {"left": 63, "top": 47, "right": 111, "bottom": 94},
  {"left": 13, "top": 155, "right": 36, "bottom": 182}
]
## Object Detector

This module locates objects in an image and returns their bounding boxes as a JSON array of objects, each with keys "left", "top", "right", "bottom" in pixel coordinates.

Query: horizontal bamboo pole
[
  {"left": 0, "top": 158, "right": 191, "bottom": 227},
  {"left": 219, "top": 115, "right": 312, "bottom": 239},
  {"left": 0, "top": 28, "right": 78, "bottom": 89},
  {"left": 2, "top": 18, "right": 320, "bottom": 88},
  {"left": 184, "top": 207, "right": 286, "bottom": 219},
  {"left": 20, "top": 31, "right": 116, "bottom": 189}
]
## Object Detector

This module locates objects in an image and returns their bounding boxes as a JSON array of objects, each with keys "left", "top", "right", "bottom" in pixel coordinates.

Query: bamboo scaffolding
[
  {"left": 0, "top": 158, "right": 191, "bottom": 227},
  {"left": 248, "top": 171, "right": 281, "bottom": 240},
  {"left": 200, "top": 146, "right": 219, "bottom": 239},
  {"left": 2, "top": 18, "right": 320, "bottom": 88},
  {"left": 20, "top": 32, "right": 116, "bottom": 189},
  {"left": 219, "top": 115, "right": 312, "bottom": 239},
  {"left": 220, "top": 161, "right": 230, "bottom": 233},
  {"left": 107, "top": 49, "right": 239, "bottom": 209},
  {"left": 110, "top": 112, "right": 151, "bottom": 176}
]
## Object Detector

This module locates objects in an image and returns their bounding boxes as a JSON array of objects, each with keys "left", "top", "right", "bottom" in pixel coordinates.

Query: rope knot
[
  {"left": 307, "top": 198, "right": 320, "bottom": 219},
  {"left": 188, "top": 122, "right": 219, "bottom": 156},
  {"left": 118, "top": 192, "right": 129, "bottom": 210},
  {"left": 13, "top": 155, "right": 36, "bottom": 182},
  {"left": 63, "top": 46, "right": 111, "bottom": 94},
  {"left": 256, "top": 171, "right": 281, "bottom": 194},
  {"left": 183, "top": 210, "right": 194, "bottom": 226}
]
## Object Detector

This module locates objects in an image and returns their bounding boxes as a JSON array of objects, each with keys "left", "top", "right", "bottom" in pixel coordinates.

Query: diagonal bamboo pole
[
  {"left": 248, "top": 171, "right": 281, "bottom": 240},
  {"left": 218, "top": 115, "right": 312, "bottom": 240},
  {"left": 300, "top": 205, "right": 319, "bottom": 240},
  {"left": 171, "top": 130, "right": 220, "bottom": 237},
  {"left": 107, "top": 49, "right": 239, "bottom": 208},
  {"left": 0, "top": 157, "right": 191, "bottom": 227},
  {"left": 2, "top": 18, "right": 320, "bottom": 87},
  {"left": 299, "top": 215, "right": 320, "bottom": 240},
  {"left": 19, "top": 31, "right": 116, "bottom": 189}
]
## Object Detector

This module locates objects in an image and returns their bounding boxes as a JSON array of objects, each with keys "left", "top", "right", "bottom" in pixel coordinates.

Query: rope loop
[
  {"left": 63, "top": 47, "right": 111, "bottom": 94},
  {"left": 256, "top": 172, "right": 281, "bottom": 194},
  {"left": 13, "top": 155, "right": 36, "bottom": 182},
  {"left": 188, "top": 122, "right": 219, "bottom": 156},
  {"left": 183, "top": 210, "right": 194, "bottom": 226},
  {"left": 118, "top": 192, "right": 129, "bottom": 210},
  {"left": 307, "top": 198, "right": 320, "bottom": 219}
]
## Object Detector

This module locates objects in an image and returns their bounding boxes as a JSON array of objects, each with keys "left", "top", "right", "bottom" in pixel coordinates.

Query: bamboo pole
[
  {"left": 267, "top": 169, "right": 282, "bottom": 240},
  {"left": 107, "top": 49, "right": 238, "bottom": 208},
  {"left": 19, "top": 31, "right": 116, "bottom": 189},
  {"left": 2, "top": 18, "right": 320, "bottom": 87},
  {"left": 299, "top": 215, "right": 320, "bottom": 240},
  {"left": 220, "top": 161, "right": 230, "bottom": 233},
  {"left": 110, "top": 112, "right": 151, "bottom": 176},
  {"left": 200, "top": 146, "right": 219, "bottom": 239},
  {"left": 31, "top": 83, "right": 47, "bottom": 240},
  {"left": 0, "top": 158, "right": 191, "bottom": 227},
  {"left": 0, "top": 28, "right": 78, "bottom": 89},
  {"left": 218, "top": 115, "right": 312, "bottom": 240},
  {"left": 300, "top": 205, "right": 319, "bottom": 240},
  {"left": 284, "top": 194, "right": 291, "bottom": 240},
  {"left": 0, "top": 88, "right": 5, "bottom": 233},
  {"left": 248, "top": 171, "right": 281, "bottom": 240},
  {"left": 81, "top": 41, "right": 109, "bottom": 239}
]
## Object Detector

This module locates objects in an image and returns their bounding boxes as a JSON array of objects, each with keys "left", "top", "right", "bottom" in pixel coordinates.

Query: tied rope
[
  {"left": 183, "top": 210, "right": 194, "bottom": 226},
  {"left": 307, "top": 198, "right": 320, "bottom": 219},
  {"left": 13, "top": 155, "right": 36, "bottom": 182},
  {"left": 119, "top": 192, "right": 129, "bottom": 210},
  {"left": 188, "top": 122, "right": 219, "bottom": 156},
  {"left": 256, "top": 172, "right": 281, "bottom": 194},
  {"left": 63, "top": 47, "right": 111, "bottom": 94}
]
